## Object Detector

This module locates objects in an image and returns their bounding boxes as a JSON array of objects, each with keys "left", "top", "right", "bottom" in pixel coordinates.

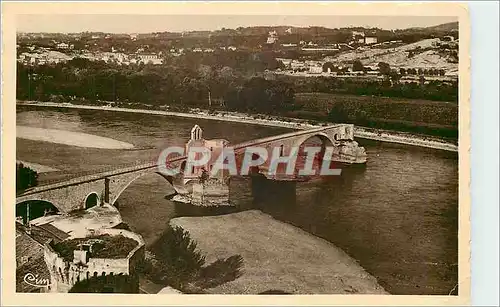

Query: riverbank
[
  {"left": 169, "top": 210, "right": 388, "bottom": 294},
  {"left": 17, "top": 101, "right": 458, "bottom": 152},
  {"left": 17, "top": 125, "right": 135, "bottom": 149},
  {"left": 17, "top": 161, "right": 59, "bottom": 173}
]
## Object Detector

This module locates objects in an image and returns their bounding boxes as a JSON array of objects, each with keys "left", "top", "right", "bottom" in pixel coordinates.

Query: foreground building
[{"left": 44, "top": 228, "right": 145, "bottom": 293}]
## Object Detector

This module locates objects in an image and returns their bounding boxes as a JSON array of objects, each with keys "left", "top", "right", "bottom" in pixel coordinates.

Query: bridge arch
[
  {"left": 108, "top": 170, "right": 177, "bottom": 207},
  {"left": 292, "top": 133, "right": 337, "bottom": 173},
  {"left": 84, "top": 192, "right": 100, "bottom": 209},
  {"left": 16, "top": 199, "right": 60, "bottom": 224},
  {"left": 294, "top": 132, "right": 336, "bottom": 151}
]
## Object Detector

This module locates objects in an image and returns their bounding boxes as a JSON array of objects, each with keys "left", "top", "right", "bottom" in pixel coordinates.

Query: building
[
  {"left": 301, "top": 47, "right": 339, "bottom": 52},
  {"left": 182, "top": 125, "right": 230, "bottom": 206},
  {"left": 276, "top": 57, "right": 292, "bottom": 68},
  {"left": 56, "top": 42, "right": 69, "bottom": 49},
  {"left": 309, "top": 66, "right": 323, "bottom": 74},
  {"left": 352, "top": 31, "right": 364, "bottom": 37},
  {"left": 137, "top": 54, "right": 162, "bottom": 65},
  {"left": 267, "top": 31, "right": 278, "bottom": 44},
  {"left": 290, "top": 60, "right": 306, "bottom": 70},
  {"left": 364, "top": 36, "right": 378, "bottom": 45},
  {"left": 16, "top": 223, "right": 51, "bottom": 293},
  {"left": 43, "top": 228, "right": 145, "bottom": 293},
  {"left": 352, "top": 30, "right": 365, "bottom": 44},
  {"left": 184, "top": 125, "right": 229, "bottom": 182}
]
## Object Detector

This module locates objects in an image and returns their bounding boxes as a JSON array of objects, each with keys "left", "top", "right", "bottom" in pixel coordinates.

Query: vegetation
[
  {"left": 16, "top": 162, "right": 38, "bottom": 193},
  {"left": 50, "top": 234, "right": 138, "bottom": 262},
  {"left": 139, "top": 225, "right": 243, "bottom": 293},
  {"left": 280, "top": 72, "right": 458, "bottom": 103},
  {"left": 295, "top": 92, "right": 458, "bottom": 139},
  {"left": 17, "top": 57, "right": 457, "bottom": 106},
  {"left": 69, "top": 274, "right": 139, "bottom": 293}
]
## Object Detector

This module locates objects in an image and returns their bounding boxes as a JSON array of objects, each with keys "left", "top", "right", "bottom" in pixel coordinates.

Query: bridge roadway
[{"left": 16, "top": 124, "right": 364, "bottom": 212}]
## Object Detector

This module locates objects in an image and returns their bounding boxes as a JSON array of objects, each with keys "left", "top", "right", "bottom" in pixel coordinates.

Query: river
[{"left": 16, "top": 105, "right": 458, "bottom": 295}]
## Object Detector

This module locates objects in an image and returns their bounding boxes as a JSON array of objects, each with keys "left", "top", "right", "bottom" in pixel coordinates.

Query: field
[{"left": 292, "top": 92, "right": 458, "bottom": 139}]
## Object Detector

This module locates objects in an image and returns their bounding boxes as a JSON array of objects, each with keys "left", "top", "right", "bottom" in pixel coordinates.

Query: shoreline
[
  {"left": 17, "top": 125, "right": 135, "bottom": 149},
  {"left": 17, "top": 160, "right": 59, "bottom": 173},
  {"left": 17, "top": 101, "right": 458, "bottom": 152}
]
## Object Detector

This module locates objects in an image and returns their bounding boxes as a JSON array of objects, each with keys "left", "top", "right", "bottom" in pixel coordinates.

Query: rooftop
[
  {"left": 30, "top": 204, "right": 122, "bottom": 238},
  {"left": 16, "top": 225, "right": 51, "bottom": 292},
  {"left": 50, "top": 234, "right": 138, "bottom": 262}
]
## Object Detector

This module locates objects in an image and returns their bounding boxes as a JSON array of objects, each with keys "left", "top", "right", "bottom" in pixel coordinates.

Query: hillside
[
  {"left": 19, "top": 21, "right": 459, "bottom": 41},
  {"left": 325, "top": 38, "right": 458, "bottom": 75},
  {"left": 412, "top": 21, "right": 458, "bottom": 32}
]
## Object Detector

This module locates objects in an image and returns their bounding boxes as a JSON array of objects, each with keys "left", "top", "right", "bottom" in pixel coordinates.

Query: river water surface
[{"left": 16, "top": 105, "right": 458, "bottom": 295}]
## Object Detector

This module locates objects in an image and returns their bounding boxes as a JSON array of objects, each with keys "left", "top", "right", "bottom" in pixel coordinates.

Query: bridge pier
[
  {"left": 104, "top": 178, "right": 110, "bottom": 205},
  {"left": 228, "top": 177, "right": 253, "bottom": 210}
]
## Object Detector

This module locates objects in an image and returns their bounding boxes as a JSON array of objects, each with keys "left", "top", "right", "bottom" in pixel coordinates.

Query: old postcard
[{"left": 1, "top": 2, "right": 470, "bottom": 306}]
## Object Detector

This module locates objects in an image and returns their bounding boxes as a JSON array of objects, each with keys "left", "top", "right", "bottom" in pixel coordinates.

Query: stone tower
[{"left": 190, "top": 125, "right": 203, "bottom": 141}]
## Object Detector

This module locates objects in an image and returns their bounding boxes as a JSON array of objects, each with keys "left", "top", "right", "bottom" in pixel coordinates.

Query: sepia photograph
[{"left": 2, "top": 2, "right": 471, "bottom": 306}]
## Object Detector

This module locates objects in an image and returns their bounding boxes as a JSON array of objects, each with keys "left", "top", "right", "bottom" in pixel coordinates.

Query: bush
[
  {"left": 146, "top": 225, "right": 244, "bottom": 292},
  {"left": 69, "top": 274, "right": 139, "bottom": 293},
  {"left": 149, "top": 225, "right": 206, "bottom": 287},
  {"left": 50, "top": 235, "right": 138, "bottom": 262},
  {"left": 16, "top": 163, "right": 38, "bottom": 193}
]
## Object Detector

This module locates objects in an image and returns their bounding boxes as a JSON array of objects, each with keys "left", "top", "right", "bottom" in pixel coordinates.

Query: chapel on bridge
[{"left": 184, "top": 125, "right": 229, "bottom": 182}]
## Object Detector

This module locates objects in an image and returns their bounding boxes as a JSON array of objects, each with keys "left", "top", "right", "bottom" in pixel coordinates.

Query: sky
[{"left": 16, "top": 15, "right": 458, "bottom": 33}]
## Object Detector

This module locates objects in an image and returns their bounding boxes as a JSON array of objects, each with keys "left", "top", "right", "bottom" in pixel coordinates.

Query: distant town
[
  {"left": 16, "top": 22, "right": 460, "bottom": 143},
  {"left": 17, "top": 23, "right": 458, "bottom": 82}
]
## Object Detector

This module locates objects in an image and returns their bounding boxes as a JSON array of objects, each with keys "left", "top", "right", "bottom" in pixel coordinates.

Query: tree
[
  {"left": 390, "top": 71, "right": 402, "bottom": 84},
  {"left": 378, "top": 62, "right": 391, "bottom": 75},
  {"left": 199, "top": 168, "right": 210, "bottom": 185},
  {"left": 328, "top": 103, "right": 351, "bottom": 124},
  {"left": 352, "top": 60, "right": 365, "bottom": 72},
  {"left": 149, "top": 226, "right": 206, "bottom": 287},
  {"left": 16, "top": 163, "right": 38, "bottom": 193},
  {"left": 419, "top": 75, "right": 426, "bottom": 86}
]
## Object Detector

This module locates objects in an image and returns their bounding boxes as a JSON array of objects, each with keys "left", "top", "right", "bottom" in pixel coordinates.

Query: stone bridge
[
  {"left": 230, "top": 123, "right": 365, "bottom": 179},
  {"left": 16, "top": 124, "right": 366, "bottom": 214},
  {"left": 16, "top": 162, "right": 186, "bottom": 213}
]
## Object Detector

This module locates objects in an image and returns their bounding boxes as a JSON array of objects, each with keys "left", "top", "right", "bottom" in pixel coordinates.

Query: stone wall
[
  {"left": 43, "top": 228, "right": 145, "bottom": 293},
  {"left": 192, "top": 180, "right": 230, "bottom": 206}
]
